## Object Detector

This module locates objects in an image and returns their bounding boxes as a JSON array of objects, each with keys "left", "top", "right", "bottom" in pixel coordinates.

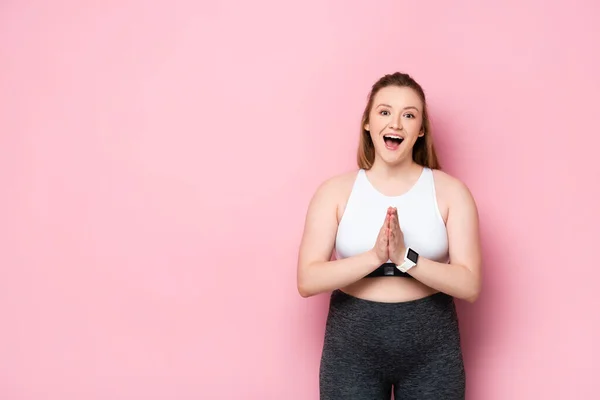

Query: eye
[
  {"left": 404, "top": 113, "right": 415, "bottom": 119},
  {"left": 379, "top": 110, "right": 390, "bottom": 116}
]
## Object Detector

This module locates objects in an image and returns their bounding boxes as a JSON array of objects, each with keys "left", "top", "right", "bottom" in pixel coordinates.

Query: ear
[
  {"left": 418, "top": 129, "right": 425, "bottom": 137},
  {"left": 364, "top": 123, "right": 370, "bottom": 131}
]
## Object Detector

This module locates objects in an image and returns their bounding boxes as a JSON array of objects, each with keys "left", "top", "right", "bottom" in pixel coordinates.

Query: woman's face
[{"left": 364, "top": 85, "right": 424, "bottom": 166}]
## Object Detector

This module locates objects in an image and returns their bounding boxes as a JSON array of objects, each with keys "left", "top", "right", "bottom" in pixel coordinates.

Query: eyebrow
[{"left": 376, "top": 103, "right": 420, "bottom": 112}]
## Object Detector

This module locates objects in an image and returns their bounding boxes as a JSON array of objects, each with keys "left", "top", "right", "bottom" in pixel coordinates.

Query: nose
[{"left": 390, "top": 113, "right": 403, "bottom": 130}]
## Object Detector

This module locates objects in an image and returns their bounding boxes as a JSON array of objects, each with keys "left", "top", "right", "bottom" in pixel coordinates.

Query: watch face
[{"left": 407, "top": 248, "right": 419, "bottom": 263}]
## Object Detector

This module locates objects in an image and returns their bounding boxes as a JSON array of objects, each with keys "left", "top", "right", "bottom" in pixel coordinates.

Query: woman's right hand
[{"left": 372, "top": 209, "right": 392, "bottom": 264}]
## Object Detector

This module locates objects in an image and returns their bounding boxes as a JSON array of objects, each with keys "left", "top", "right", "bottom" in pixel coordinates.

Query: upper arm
[
  {"left": 446, "top": 178, "right": 482, "bottom": 278},
  {"left": 297, "top": 178, "right": 341, "bottom": 272}
]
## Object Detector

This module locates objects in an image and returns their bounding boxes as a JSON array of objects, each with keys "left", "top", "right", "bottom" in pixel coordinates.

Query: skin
[{"left": 297, "top": 85, "right": 482, "bottom": 303}]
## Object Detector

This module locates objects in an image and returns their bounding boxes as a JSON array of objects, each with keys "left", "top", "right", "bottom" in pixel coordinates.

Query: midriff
[{"left": 340, "top": 275, "right": 439, "bottom": 303}]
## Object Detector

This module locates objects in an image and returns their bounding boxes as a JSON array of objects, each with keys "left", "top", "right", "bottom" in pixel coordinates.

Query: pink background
[{"left": 1, "top": 1, "right": 599, "bottom": 399}]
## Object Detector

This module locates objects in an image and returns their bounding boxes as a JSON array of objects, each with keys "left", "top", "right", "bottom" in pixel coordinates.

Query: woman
[{"left": 296, "top": 72, "right": 482, "bottom": 399}]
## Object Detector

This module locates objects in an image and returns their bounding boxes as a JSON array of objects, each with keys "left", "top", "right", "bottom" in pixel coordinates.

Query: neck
[{"left": 369, "top": 156, "right": 422, "bottom": 179}]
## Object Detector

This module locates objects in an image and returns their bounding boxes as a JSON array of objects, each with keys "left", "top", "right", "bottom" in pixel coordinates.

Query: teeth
[{"left": 384, "top": 135, "right": 403, "bottom": 140}]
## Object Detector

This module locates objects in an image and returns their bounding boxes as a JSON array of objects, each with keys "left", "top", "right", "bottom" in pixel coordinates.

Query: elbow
[
  {"left": 297, "top": 262, "right": 321, "bottom": 298},
  {"left": 463, "top": 281, "right": 481, "bottom": 303},
  {"left": 297, "top": 277, "right": 308, "bottom": 297},
  {"left": 464, "top": 292, "right": 479, "bottom": 303},
  {"left": 297, "top": 271, "right": 316, "bottom": 298},
  {"left": 297, "top": 282, "right": 316, "bottom": 298},
  {"left": 458, "top": 263, "right": 481, "bottom": 303},
  {"left": 298, "top": 285, "right": 312, "bottom": 298}
]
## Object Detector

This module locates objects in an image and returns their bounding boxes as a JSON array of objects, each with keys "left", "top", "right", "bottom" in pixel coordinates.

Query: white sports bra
[{"left": 335, "top": 167, "right": 449, "bottom": 264}]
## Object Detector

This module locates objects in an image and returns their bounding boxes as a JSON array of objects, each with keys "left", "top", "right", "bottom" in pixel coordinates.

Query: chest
[{"left": 335, "top": 197, "right": 449, "bottom": 262}]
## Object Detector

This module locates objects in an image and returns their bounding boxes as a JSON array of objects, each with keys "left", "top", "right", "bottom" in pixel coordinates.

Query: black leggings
[{"left": 319, "top": 290, "right": 466, "bottom": 399}]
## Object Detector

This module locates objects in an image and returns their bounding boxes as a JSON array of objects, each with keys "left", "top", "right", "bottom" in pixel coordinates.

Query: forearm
[
  {"left": 297, "top": 250, "right": 381, "bottom": 298},
  {"left": 407, "top": 257, "right": 481, "bottom": 302}
]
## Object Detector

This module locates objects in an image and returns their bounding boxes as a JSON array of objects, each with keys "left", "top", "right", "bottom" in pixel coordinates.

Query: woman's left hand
[{"left": 388, "top": 207, "right": 406, "bottom": 265}]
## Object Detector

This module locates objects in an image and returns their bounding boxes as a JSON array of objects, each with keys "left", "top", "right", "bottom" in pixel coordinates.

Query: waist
[{"left": 328, "top": 289, "right": 455, "bottom": 318}]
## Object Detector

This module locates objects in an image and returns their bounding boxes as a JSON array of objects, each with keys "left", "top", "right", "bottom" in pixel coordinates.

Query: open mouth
[{"left": 383, "top": 134, "right": 404, "bottom": 150}]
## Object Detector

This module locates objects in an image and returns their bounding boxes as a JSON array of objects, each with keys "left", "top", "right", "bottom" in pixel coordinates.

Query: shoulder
[
  {"left": 305, "top": 169, "right": 360, "bottom": 219},
  {"left": 431, "top": 168, "right": 477, "bottom": 208},
  {"left": 311, "top": 169, "right": 360, "bottom": 201},
  {"left": 301, "top": 169, "right": 360, "bottom": 229}
]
